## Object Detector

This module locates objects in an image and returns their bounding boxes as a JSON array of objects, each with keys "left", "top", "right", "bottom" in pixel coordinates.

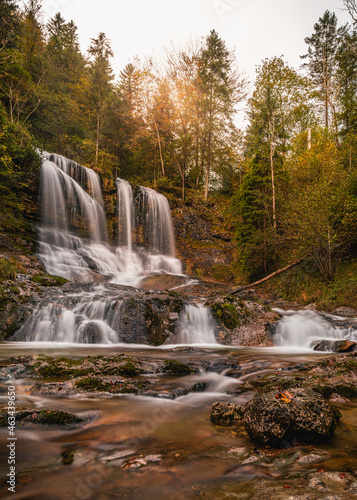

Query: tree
[
  {"left": 0, "top": 0, "right": 20, "bottom": 57},
  {"left": 87, "top": 32, "right": 113, "bottom": 167},
  {"left": 32, "top": 12, "right": 87, "bottom": 153},
  {"left": 245, "top": 57, "right": 313, "bottom": 230},
  {"left": 198, "top": 30, "right": 246, "bottom": 199},
  {"left": 284, "top": 130, "right": 354, "bottom": 281},
  {"left": 301, "top": 10, "right": 346, "bottom": 134},
  {"left": 335, "top": 27, "right": 357, "bottom": 137}
]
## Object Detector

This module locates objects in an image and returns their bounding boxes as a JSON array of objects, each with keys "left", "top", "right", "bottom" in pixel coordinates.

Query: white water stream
[{"left": 274, "top": 308, "right": 357, "bottom": 349}]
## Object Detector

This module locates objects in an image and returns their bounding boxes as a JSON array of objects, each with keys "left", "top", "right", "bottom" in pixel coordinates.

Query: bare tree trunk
[
  {"left": 308, "top": 127, "right": 311, "bottom": 149},
  {"left": 154, "top": 121, "right": 165, "bottom": 177},
  {"left": 95, "top": 110, "right": 100, "bottom": 168},
  {"left": 270, "top": 113, "right": 277, "bottom": 229},
  {"left": 204, "top": 84, "right": 213, "bottom": 201},
  {"left": 230, "top": 257, "right": 306, "bottom": 295}
]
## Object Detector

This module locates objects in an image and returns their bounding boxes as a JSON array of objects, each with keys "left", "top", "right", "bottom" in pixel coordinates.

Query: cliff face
[{"left": 171, "top": 198, "right": 235, "bottom": 284}]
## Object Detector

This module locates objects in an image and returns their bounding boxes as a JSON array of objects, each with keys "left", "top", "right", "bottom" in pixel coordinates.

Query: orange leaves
[{"left": 275, "top": 389, "right": 294, "bottom": 403}]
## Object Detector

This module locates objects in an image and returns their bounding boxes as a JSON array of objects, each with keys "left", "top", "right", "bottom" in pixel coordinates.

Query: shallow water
[{"left": 1, "top": 344, "right": 355, "bottom": 499}]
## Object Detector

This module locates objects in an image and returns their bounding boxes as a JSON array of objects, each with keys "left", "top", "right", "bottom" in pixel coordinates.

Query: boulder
[
  {"left": 313, "top": 339, "right": 357, "bottom": 353},
  {"left": 243, "top": 388, "right": 341, "bottom": 447},
  {"left": 210, "top": 401, "right": 244, "bottom": 426}
]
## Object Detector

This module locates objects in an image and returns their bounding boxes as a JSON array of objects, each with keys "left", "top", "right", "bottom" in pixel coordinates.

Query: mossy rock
[
  {"left": 312, "top": 383, "right": 357, "bottom": 398},
  {"left": 31, "top": 274, "right": 68, "bottom": 286},
  {"left": 163, "top": 360, "right": 196, "bottom": 375},
  {"left": 75, "top": 376, "right": 111, "bottom": 392},
  {"left": 102, "top": 361, "right": 140, "bottom": 376},
  {"left": 0, "top": 409, "right": 83, "bottom": 427},
  {"left": 251, "top": 375, "right": 304, "bottom": 394},
  {"left": 33, "top": 357, "right": 94, "bottom": 378},
  {"left": 212, "top": 302, "right": 240, "bottom": 330},
  {"left": 112, "top": 380, "right": 148, "bottom": 394}
]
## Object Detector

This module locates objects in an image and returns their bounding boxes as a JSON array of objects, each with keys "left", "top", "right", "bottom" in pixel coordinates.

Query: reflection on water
[{"left": 0, "top": 344, "right": 356, "bottom": 500}]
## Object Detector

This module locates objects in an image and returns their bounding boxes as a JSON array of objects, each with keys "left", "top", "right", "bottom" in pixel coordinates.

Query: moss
[
  {"left": 9, "top": 410, "right": 83, "bottom": 427},
  {"left": 113, "top": 380, "right": 148, "bottom": 394},
  {"left": 163, "top": 360, "right": 196, "bottom": 375},
  {"left": 31, "top": 274, "right": 68, "bottom": 286},
  {"left": 0, "top": 257, "right": 26, "bottom": 280},
  {"left": 33, "top": 356, "right": 94, "bottom": 378},
  {"left": 75, "top": 377, "right": 111, "bottom": 392},
  {"left": 212, "top": 302, "right": 240, "bottom": 329},
  {"left": 211, "top": 264, "right": 234, "bottom": 283},
  {"left": 35, "top": 410, "right": 82, "bottom": 426},
  {"left": 102, "top": 361, "right": 140, "bottom": 376},
  {"left": 62, "top": 448, "right": 75, "bottom": 465},
  {"left": 252, "top": 375, "right": 304, "bottom": 393},
  {"left": 312, "top": 383, "right": 357, "bottom": 398}
]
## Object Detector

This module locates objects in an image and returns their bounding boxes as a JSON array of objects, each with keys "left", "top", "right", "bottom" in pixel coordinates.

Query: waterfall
[
  {"left": 117, "top": 178, "right": 134, "bottom": 251},
  {"left": 274, "top": 309, "right": 357, "bottom": 348},
  {"left": 139, "top": 186, "right": 176, "bottom": 256},
  {"left": 15, "top": 151, "right": 190, "bottom": 344},
  {"left": 37, "top": 152, "right": 181, "bottom": 285},
  {"left": 178, "top": 304, "right": 217, "bottom": 344},
  {"left": 14, "top": 289, "right": 121, "bottom": 343}
]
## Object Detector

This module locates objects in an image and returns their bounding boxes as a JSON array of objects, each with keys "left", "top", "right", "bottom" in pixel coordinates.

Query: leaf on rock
[{"left": 275, "top": 389, "right": 294, "bottom": 403}]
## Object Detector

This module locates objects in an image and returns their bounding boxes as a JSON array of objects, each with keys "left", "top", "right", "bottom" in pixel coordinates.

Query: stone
[
  {"left": 243, "top": 388, "right": 341, "bottom": 447},
  {"left": 313, "top": 339, "right": 357, "bottom": 353},
  {"left": 331, "top": 307, "right": 357, "bottom": 318},
  {"left": 210, "top": 401, "right": 244, "bottom": 426},
  {"left": 329, "top": 393, "right": 350, "bottom": 403}
]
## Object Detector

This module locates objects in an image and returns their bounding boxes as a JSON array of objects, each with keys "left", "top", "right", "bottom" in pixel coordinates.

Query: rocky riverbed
[{"left": 0, "top": 346, "right": 356, "bottom": 499}]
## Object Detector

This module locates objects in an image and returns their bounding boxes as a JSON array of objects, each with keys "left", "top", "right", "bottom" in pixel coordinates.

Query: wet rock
[
  {"left": 329, "top": 393, "right": 350, "bottom": 403},
  {"left": 210, "top": 401, "right": 244, "bottom": 426},
  {"left": 0, "top": 409, "right": 85, "bottom": 428},
  {"left": 296, "top": 450, "right": 329, "bottom": 465},
  {"left": 313, "top": 339, "right": 357, "bottom": 353},
  {"left": 206, "top": 295, "right": 279, "bottom": 347},
  {"left": 331, "top": 307, "right": 357, "bottom": 317},
  {"left": 312, "top": 381, "right": 357, "bottom": 398},
  {"left": 243, "top": 388, "right": 341, "bottom": 447},
  {"left": 162, "top": 359, "right": 196, "bottom": 375},
  {"left": 0, "top": 301, "right": 31, "bottom": 340},
  {"left": 123, "top": 454, "right": 162, "bottom": 469}
]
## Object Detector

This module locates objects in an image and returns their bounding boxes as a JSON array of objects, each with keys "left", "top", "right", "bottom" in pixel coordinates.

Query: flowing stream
[{"left": 1, "top": 153, "right": 357, "bottom": 498}]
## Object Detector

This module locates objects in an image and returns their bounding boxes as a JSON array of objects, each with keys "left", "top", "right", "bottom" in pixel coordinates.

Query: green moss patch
[
  {"left": 31, "top": 274, "right": 68, "bottom": 286},
  {"left": 163, "top": 360, "right": 196, "bottom": 375}
]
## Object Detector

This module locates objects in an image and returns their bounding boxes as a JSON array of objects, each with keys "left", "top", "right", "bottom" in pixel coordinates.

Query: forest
[{"left": 2, "top": 0, "right": 357, "bottom": 306}]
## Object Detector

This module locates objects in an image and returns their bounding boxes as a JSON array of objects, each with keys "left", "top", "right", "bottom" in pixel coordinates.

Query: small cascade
[
  {"left": 117, "top": 178, "right": 134, "bottom": 251},
  {"left": 138, "top": 186, "right": 176, "bottom": 256},
  {"left": 274, "top": 309, "right": 357, "bottom": 349},
  {"left": 14, "top": 291, "right": 120, "bottom": 344},
  {"left": 178, "top": 304, "right": 217, "bottom": 344}
]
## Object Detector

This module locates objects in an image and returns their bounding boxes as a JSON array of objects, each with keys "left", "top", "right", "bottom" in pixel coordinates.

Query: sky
[{"left": 40, "top": 0, "right": 352, "bottom": 123}]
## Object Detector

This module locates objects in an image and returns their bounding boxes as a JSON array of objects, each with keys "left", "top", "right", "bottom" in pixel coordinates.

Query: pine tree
[
  {"left": 87, "top": 32, "right": 114, "bottom": 167},
  {"left": 301, "top": 10, "right": 346, "bottom": 133},
  {"left": 198, "top": 30, "right": 245, "bottom": 199}
]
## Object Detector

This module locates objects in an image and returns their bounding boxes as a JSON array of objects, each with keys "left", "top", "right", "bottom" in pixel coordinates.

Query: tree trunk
[
  {"left": 230, "top": 257, "right": 306, "bottom": 295},
  {"left": 154, "top": 121, "right": 165, "bottom": 177},
  {"left": 270, "top": 113, "right": 276, "bottom": 229},
  {"left": 204, "top": 83, "right": 213, "bottom": 201}
]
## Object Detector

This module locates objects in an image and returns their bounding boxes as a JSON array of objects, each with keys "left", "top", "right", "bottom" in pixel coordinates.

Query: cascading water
[
  {"left": 37, "top": 152, "right": 181, "bottom": 285},
  {"left": 178, "top": 304, "right": 217, "bottom": 344},
  {"left": 17, "top": 151, "right": 192, "bottom": 344},
  {"left": 274, "top": 309, "right": 357, "bottom": 349}
]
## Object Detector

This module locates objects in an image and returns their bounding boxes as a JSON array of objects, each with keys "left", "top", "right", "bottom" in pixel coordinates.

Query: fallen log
[{"left": 230, "top": 256, "right": 306, "bottom": 295}]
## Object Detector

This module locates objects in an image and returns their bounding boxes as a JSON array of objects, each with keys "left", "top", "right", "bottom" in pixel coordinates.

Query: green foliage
[{"left": 0, "top": 256, "right": 26, "bottom": 280}]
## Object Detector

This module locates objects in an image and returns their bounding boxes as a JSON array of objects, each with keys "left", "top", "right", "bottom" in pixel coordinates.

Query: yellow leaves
[{"left": 275, "top": 389, "right": 294, "bottom": 403}]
